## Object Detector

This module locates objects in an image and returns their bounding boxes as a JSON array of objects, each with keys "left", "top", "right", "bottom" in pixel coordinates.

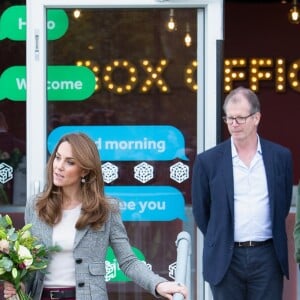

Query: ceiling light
[
  {"left": 288, "top": 0, "right": 300, "bottom": 24},
  {"left": 167, "top": 9, "right": 176, "bottom": 32}
]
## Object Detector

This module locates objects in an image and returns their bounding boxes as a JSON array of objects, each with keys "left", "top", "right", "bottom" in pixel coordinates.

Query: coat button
[
  {"left": 76, "top": 258, "right": 83, "bottom": 264},
  {"left": 78, "top": 282, "right": 85, "bottom": 287}
]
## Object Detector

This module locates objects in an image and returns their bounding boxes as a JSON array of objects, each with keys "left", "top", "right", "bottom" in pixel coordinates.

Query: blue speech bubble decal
[
  {"left": 48, "top": 125, "right": 188, "bottom": 161},
  {"left": 104, "top": 186, "right": 186, "bottom": 221}
]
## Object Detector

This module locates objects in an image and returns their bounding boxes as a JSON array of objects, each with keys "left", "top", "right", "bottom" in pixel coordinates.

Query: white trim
[
  {"left": 26, "top": 2, "right": 47, "bottom": 196},
  {"left": 204, "top": 0, "right": 223, "bottom": 151},
  {"left": 195, "top": 2, "right": 224, "bottom": 299},
  {"left": 38, "top": 0, "right": 220, "bottom": 8}
]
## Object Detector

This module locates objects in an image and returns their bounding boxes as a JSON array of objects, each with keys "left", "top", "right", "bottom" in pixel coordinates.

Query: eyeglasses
[{"left": 222, "top": 112, "right": 256, "bottom": 125}]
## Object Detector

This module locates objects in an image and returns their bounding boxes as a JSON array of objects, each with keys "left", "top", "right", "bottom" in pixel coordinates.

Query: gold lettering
[
  {"left": 288, "top": 59, "right": 300, "bottom": 92},
  {"left": 249, "top": 58, "right": 273, "bottom": 92},
  {"left": 275, "top": 58, "right": 286, "bottom": 92},
  {"left": 139, "top": 59, "right": 170, "bottom": 93},
  {"left": 224, "top": 58, "right": 246, "bottom": 92},
  {"left": 184, "top": 60, "right": 197, "bottom": 91},
  {"left": 77, "top": 57, "right": 300, "bottom": 94},
  {"left": 103, "top": 59, "right": 138, "bottom": 95}
]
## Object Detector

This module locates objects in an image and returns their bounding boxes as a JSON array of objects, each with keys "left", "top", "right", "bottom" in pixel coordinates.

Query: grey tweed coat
[{"left": 25, "top": 197, "right": 166, "bottom": 300}]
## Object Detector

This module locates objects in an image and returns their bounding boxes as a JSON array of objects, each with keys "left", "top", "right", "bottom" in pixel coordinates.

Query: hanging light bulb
[
  {"left": 167, "top": 9, "right": 176, "bottom": 31},
  {"left": 288, "top": 0, "right": 300, "bottom": 24},
  {"left": 73, "top": 9, "right": 81, "bottom": 19},
  {"left": 184, "top": 23, "right": 192, "bottom": 47}
]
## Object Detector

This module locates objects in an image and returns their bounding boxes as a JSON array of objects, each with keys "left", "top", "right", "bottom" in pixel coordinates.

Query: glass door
[{"left": 26, "top": 1, "right": 223, "bottom": 299}]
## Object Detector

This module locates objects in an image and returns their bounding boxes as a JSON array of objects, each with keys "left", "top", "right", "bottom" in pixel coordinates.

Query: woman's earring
[{"left": 81, "top": 177, "right": 86, "bottom": 183}]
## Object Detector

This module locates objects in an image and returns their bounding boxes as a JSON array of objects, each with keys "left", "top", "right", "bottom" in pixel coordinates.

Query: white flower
[
  {"left": 0, "top": 239, "right": 9, "bottom": 254},
  {"left": 16, "top": 245, "right": 33, "bottom": 267}
]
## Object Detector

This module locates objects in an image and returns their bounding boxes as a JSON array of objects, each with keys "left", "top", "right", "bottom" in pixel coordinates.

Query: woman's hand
[
  {"left": 156, "top": 281, "right": 188, "bottom": 299},
  {"left": 3, "top": 281, "right": 17, "bottom": 299}
]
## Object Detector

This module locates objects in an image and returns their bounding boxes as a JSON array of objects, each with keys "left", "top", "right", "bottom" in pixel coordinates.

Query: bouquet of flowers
[{"left": 0, "top": 214, "right": 58, "bottom": 300}]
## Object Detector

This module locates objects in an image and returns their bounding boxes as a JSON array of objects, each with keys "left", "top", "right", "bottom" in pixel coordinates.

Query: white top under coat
[
  {"left": 44, "top": 204, "right": 82, "bottom": 287},
  {"left": 231, "top": 137, "right": 272, "bottom": 242}
]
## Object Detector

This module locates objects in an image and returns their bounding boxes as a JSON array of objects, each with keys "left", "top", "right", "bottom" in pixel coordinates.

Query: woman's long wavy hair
[{"left": 36, "top": 132, "right": 110, "bottom": 230}]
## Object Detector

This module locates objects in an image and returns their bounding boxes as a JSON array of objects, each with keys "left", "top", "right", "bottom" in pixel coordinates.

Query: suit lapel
[
  {"left": 36, "top": 219, "right": 53, "bottom": 247},
  {"left": 74, "top": 227, "right": 89, "bottom": 248},
  {"left": 260, "top": 139, "right": 275, "bottom": 218},
  {"left": 221, "top": 140, "right": 235, "bottom": 218}
]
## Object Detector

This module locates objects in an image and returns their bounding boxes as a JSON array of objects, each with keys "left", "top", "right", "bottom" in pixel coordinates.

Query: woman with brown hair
[{"left": 4, "top": 133, "right": 187, "bottom": 300}]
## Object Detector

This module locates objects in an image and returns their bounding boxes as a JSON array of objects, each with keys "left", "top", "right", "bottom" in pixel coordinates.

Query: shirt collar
[{"left": 231, "top": 135, "right": 262, "bottom": 158}]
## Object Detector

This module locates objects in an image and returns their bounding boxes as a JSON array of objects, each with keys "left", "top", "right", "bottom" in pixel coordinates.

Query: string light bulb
[
  {"left": 73, "top": 9, "right": 81, "bottom": 19},
  {"left": 288, "top": 0, "right": 300, "bottom": 24},
  {"left": 184, "top": 23, "right": 192, "bottom": 47},
  {"left": 167, "top": 9, "right": 176, "bottom": 31}
]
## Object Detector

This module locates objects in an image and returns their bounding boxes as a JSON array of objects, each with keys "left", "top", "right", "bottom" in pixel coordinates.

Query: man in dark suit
[{"left": 192, "top": 86, "right": 293, "bottom": 300}]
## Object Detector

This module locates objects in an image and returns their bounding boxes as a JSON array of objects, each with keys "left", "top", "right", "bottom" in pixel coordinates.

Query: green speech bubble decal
[
  {"left": 0, "top": 66, "right": 26, "bottom": 101},
  {"left": 105, "top": 246, "right": 147, "bottom": 282},
  {"left": 0, "top": 66, "right": 95, "bottom": 101},
  {"left": 0, "top": 6, "right": 68, "bottom": 41},
  {"left": 48, "top": 66, "right": 96, "bottom": 100}
]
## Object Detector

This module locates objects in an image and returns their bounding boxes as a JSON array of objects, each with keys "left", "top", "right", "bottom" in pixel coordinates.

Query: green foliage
[{"left": 0, "top": 214, "right": 59, "bottom": 300}]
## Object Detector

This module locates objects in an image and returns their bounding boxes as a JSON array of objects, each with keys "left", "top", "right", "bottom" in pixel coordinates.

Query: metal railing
[{"left": 173, "top": 231, "right": 191, "bottom": 300}]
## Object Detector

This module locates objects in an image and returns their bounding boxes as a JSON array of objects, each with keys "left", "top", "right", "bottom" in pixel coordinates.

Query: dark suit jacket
[{"left": 192, "top": 138, "right": 293, "bottom": 285}]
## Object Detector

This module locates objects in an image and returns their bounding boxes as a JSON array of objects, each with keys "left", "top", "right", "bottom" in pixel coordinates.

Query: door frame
[{"left": 26, "top": 1, "right": 223, "bottom": 299}]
